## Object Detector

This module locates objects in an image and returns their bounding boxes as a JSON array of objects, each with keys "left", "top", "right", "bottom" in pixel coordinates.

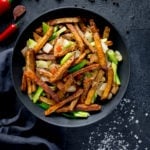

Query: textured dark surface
[{"left": 0, "top": 0, "right": 150, "bottom": 150}]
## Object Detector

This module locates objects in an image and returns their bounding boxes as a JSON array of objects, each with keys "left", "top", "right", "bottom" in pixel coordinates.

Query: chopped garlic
[
  {"left": 67, "top": 85, "right": 76, "bottom": 92},
  {"left": 85, "top": 30, "right": 93, "bottom": 42},
  {"left": 101, "top": 38, "right": 108, "bottom": 53},
  {"left": 43, "top": 43, "right": 53, "bottom": 53},
  {"left": 115, "top": 50, "right": 123, "bottom": 61}
]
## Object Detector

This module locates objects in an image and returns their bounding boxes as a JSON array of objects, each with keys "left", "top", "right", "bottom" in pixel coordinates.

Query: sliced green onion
[
  {"left": 68, "top": 59, "right": 87, "bottom": 73},
  {"left": 112, "top": 62, "right": 121, "bottom": 85},
  {"left": 32, "top": 86, "right": 44, "bottom": 103},
  {"left": 27, "top": 38, "right": 37, "bottom": 48},
  {"left": 42, "top": 22, "right": 50, "bottom": 34},
  {"left": 50, "top": 26, "right": 67, "bottom": 40},
  {"left": 37, "top": 102, "right": 50, "bottom": 110},
  {"left": 63, "top": 111, "right": 90, "bottom": 118},
  {"left": 60, "top": 52, "right": 74, "bottom": 65},
  {"left": 36, "top": 60, "right": 51, "bottom": 69},
  {"left": 107, "top": 49, "right": 118, "bottom": 64}
]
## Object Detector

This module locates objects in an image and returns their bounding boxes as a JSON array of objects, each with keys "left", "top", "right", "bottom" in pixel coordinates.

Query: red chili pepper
[
  {"left": 0, "top": 0, "right": 13, "bottom": 16},
  {"left": 56, "top": 45, "right": 62, "bottom": 52},
  {"left": 0, "top": 23, "right": 18, "bottom": 42}
]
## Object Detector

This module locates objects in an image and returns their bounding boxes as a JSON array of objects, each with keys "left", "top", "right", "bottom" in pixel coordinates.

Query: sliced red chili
[
  {"left": 56, "top": 45, "right": 62, "bottom": 52},
  {"left": 0, "top": 23, "right": 18, "bottom": 42}
]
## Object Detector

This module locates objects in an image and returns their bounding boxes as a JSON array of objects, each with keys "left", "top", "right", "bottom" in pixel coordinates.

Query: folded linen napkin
[{"left": 0, "top": 48, "right": 61, "bottom": 150}]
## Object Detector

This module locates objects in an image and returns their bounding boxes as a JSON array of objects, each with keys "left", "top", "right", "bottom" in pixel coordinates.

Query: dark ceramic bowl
[{"left": 11, "top": 7, "right": 130, "bottom": 128}]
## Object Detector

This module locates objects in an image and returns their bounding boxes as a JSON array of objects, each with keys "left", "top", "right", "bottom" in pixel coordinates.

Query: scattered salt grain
[
  {"left": 145, "top": 113, "right": 148, "bottom": 117},
  {"left": 135, "top": 120, "right": 139, "bottom": 124},
  {"left": 138, "top": 140, "right": 142, "bottom": 144},
  {"left": 134, "top": 134, "right": 139, "bottom": 140}
]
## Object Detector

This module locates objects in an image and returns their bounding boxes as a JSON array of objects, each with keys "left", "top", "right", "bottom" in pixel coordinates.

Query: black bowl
[{"left": 11, "top": 7, "right": 130, "bottom": 128}]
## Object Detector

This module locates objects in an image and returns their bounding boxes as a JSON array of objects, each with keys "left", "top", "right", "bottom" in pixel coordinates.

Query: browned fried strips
[
  {"left": 49, "top": 17, "right": 80, "bottom": 25},
  {"left": 66, "top": 24, "right": 85, "bottom": 52},
  {"left": 75, "top": 24, "right": 96, "bottom": 53},
  {"left": 101, "top": 67, "right": 113, "bottom": 100},
  {"left": 85, "top": 70, "right": 104, "bottom": 105},
  {"left": 21, "top": 71, "right": 27, "bottom": 91},
  {"left": 75, "top": 104, "right": 101, "bottom": 112},
  {"left": 56, "top": 98, "right": 79, "bottom": 113},
  {"left": 103, "top": 26, "right": 110, "bottom": 39},
  {"left": 33, "top": 26, "right": 53, "bottom": 53},
  {"left": 24, "top": 70, "right": 59, "bottom": 102},
  {"left": 65, "top": 63, "right": 100, "bottom": 80},
  {"left": 39, "top": 96, "right": 56, "bottom": 105},
  {"left": 90, "top": 19, "right": 107, "bottom": 70},
  {"left": 36, "top": 54, "right": 55, "bottom": 60},
  {"left": 44, "top": 88, "right": 83, "bottom": 116},
  {"left": 50, "top": 56, "right": 75, "bottom": 83}
]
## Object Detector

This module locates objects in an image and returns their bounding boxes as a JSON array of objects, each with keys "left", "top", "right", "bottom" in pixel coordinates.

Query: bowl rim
[{"left": 11, "top": 6, "right": 130, "bottom": 128}]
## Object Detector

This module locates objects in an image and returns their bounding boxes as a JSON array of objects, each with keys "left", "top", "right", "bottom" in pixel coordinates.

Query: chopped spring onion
[
  {"left": 42, "top": 22, "right": 50, "bottom": 34},
  {"left": 63, "top": 111, "right": 90, "bottom": 118},
  {"left": 50, "top": 26, "right": 67, "bottom": 40},
  {"left": 37, "top": 102, "right": 50, "bottom": 110},
  {"left": 36, "top": 60, "right": 51, "bottom": 69},
  {"left": 32, "top": 86, "right": 44, "bottom": 103},
  {"left": 27, "top": 38, "right": 37, "bottom": 48},
  {"left": 60, "top": 52, "right": 74, "bottom": 65},
  {"left": 68, "top": 59, "right": 87, "bottom": 73}
]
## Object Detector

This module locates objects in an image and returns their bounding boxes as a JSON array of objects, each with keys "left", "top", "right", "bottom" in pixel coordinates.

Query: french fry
[
  {"left": 94, "top": 32, "right": 107, "bottom": 70},
  {"left": 69, "top": 98, "right": 79, "bottom": 111},
  {"left": 25, "top": 50, "right": 36, "bottom": 93},
  {"left": 33, "top": 26, "right": 53, "bottom": 53},
  {"left": 21, "top": 71, "right": 27, "bottom": 92},
  {"left": 63, "top": 76, "right": 74, "bottom": 92},
  {"left": 105, "top": 40, "right": 113, "bottom": 46},
  {"left": 56, "top": 81, "right": 64, "bottom": 91},
  {"left": 36, "top": 68, "right": 52, "bottom": 80},
  {"left": 56, "top": 98, "right": 79, "bottom": 113},
  {"left": 101, "top": 67, "right": 113, "bottom": 100},
  {"left": 85, "top": 70, "right": 104, "bottom": 105},
  {"left": 33, "top": 32, "right": 41, "bottom": 42},
  {"left": 56, "top": 105, "right": 70, "bottom": 113},
  {"left": 24, "top": 70, "right": 59, "bottom": 102},
  {"left": 27, "top": 77, "right": 32, "bottom": 95},
  {"left": 66, "top": 24, "right": 85, "bottom": 52},
  {"left": 35, "top": 26, "right": 42, "bottom": 35},
  {"left": 49, "top": 17, "right": 80, "bottom": 25},
  {"left": 31, "top": 80, "right": 36, "bottom": 92},
  {"left": 111, "top": 83, "right": 119, "bottom": 95},
  {"left": 39, "top": 96, "right": 56, "bottom": 105},
  {"left": 103, "top": 26, "right": 110, "bottom": 39},
  {"left": 36, "top": 54, "right": 55, "bottom": 61},
  {"left": 56, "top": 76, "right": 74, "bottom": 98},
  {"left": 90, "top": 19, "right": 107, "bottom": 70},
  {"left": 50, "top": 56, "right": 75, "bottom": 83},
  {"left": 79, "top": 21, "right": 87, "bottom": 32},
  {"left": 75, "top": 104, "right": 101, "bottom": 112},
  {"left": 75, "top": 24, "right": 96, "bottom": 53},
  {"left": 64, "top": 63, "right": 100, "bottom": 80},
  {"left": 80, "top": 78, "right": 92, "bottom": 103},
  {"left": 44, "top": 88, "right": 83, "bottom": 116},
  {"left": 25, "top": 50, "right": 35, "bottom": 71},
  {"left": 74, "top": 52, "right": 86, "bottom": 65}
]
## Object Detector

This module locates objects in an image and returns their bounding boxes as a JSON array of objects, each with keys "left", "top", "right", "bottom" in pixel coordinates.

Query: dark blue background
[{"left": 0, "top": 0, "right": 150, "bottom": 149}]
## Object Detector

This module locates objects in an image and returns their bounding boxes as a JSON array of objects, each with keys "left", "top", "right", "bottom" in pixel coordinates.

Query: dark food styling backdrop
[{"left": 0, "top": 0, "right": 150, "bottom": 150}]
